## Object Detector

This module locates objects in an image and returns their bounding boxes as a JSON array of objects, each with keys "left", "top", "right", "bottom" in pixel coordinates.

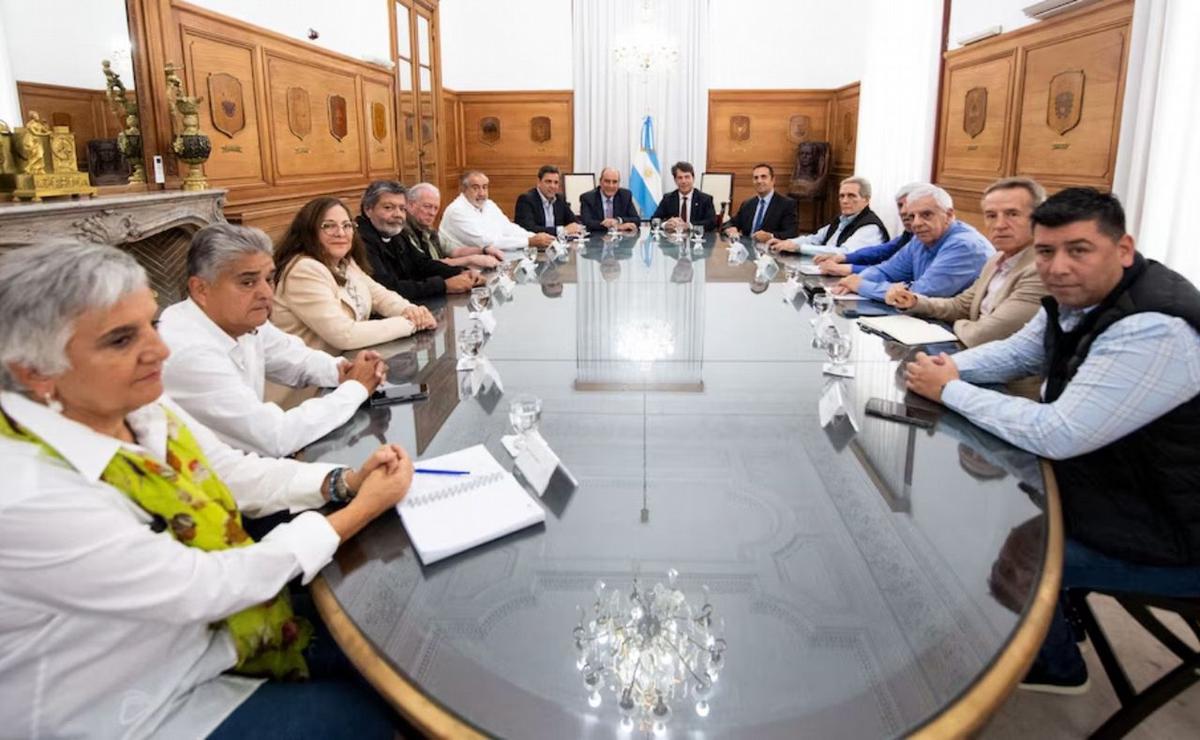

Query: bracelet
[{"left": 327, "top": 467, "right": 352, "bottom": 504}]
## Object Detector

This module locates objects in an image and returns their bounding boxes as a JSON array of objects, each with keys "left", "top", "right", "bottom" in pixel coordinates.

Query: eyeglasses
[{"left": 320, "top": 221, "right": 356, "bottom": 234}]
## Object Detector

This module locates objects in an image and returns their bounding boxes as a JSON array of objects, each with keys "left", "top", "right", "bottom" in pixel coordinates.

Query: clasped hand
[{"left": 904, "top": 351, "right": 960, "bottom": 403}]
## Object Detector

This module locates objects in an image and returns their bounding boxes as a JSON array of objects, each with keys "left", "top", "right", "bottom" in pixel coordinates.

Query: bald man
[{"left": 579, "top": 167, "right": 641, "bottom": 233}]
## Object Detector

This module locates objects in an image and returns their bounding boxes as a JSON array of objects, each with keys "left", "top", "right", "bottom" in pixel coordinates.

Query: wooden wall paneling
[
  {"left": 1014, "top": 25, "right": 1128, "bottom": 189},
  {"left": 706, "top": 90, "right": 833, "bottom": 218},
  {"left": 178, "top": 27, "right": 267, "bottom": 186},
  {"left": 439, "top": 88, "right": 462, "bottom": 196},
  {"left": 937, "top": 52, "right": 1017, "bottom": 185},
  {"left": 830, "top": 83, "right": 860, "bottom": 174},
  {"left": 934, "top": 0, "right": 1132, "bottom": 224},
  {"left": 363, "top": 78, "right": 397, "bottom": 174},
  {"left": 264, "top": 52, "right": 363, "bottom": 179},
  {"left": 455, "top": 91, "right": 573, "bottom": 219},
  {"left": 15, "top": 82, "right": 122, "bottom": 166}
]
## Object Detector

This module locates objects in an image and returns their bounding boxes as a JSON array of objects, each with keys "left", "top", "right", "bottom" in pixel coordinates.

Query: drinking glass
[
  {"left": 606, "top": 217, "right": 620, "bottom": 239},
  {"left": 469, "top": 285, "right": 491, "bottom": 313},
  {"left": 556, "top": 225, "right": 567, "bottom": 243},
  {"left": 690, "top": 223, "right": 704, "bottom": 242},
  {"left": 825, "top": 328, "right": 853, "bottom": 373},
  {"left": 650, "top": 217, "right": 662, "bottom": 237},
  {"left": 524, "top": 244, "right": 538, "bottom": 263},
  {"left": 508, "top": 394, "right": 542, "bottom": 451},
  {"left": 810, "top": 291, "right": 833, "bottom": 327},
  {"left": 457, "top": 323, "right": 484, "bottom": 366}
]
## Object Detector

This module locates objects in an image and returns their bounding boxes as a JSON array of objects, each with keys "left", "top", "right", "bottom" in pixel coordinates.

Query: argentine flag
[{"left": 630, "top": 115, "right": 662, "bottom": 219}]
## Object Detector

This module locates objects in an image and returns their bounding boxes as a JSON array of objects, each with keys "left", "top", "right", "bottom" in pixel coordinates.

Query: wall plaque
[
  {"left": 963, "top": 86, "right": 988, "bottom": 139},
  {"left": 286, "top": 87, "right": 310, "bottom": 140},
  {"left": 207, "top": 73, "right": 245, "bottom": 139},
  {"left": 531, "top": 116, "right": 552, "bottom": 144},
  {"left": 479, "top": 116, "right": 500, "bottom": 146},
  {"left": 371, "top": 102, "right": 388, "bottom": 142},
  {"left": 1047, "top": 70, "right": 1084, "bottom": 136},
  {"left": 729, "top": 115, "right": 750, "bottom": 142},
  {"left": 787, "top": 114, "right": 811, "bottom": 144},
  {"left": 328, "top": 94, "right": 348, "bottom": 142}
]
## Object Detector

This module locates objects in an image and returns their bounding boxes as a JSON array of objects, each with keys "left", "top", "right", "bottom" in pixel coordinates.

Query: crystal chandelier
[
  {"left": 611, "top": 1, "right": 680, "bottom": 76},
  {"left": 574, "top": 569, "right": 727, "bottom": 733}
]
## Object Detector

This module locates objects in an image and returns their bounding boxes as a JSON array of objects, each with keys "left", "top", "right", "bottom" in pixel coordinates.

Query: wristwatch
[{"left": 328, "top": 467, "right": 356, "bottom": 504}]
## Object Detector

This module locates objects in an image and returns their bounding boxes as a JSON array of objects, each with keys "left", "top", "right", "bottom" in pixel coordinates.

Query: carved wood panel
[
  {"left": 1015, "top": 27, "right": 1127, "bottom": 186},
  {"left": 940, "top": 53, "right": 1014, "bottom": 180},
  {"left": 181, "top": 30, "right": 264, "bottom": 183},
  {"left": 831, "top": 85, "right": 860, "bottom": 173},
  {"left": 363, "top": 79, "right": 396, "bottom": 174},
  {"left": 266, "top": 53, "right": 363, "bottom": 178}
]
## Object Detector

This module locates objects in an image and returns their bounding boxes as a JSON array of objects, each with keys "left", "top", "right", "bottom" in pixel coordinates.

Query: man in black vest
[
  {"left": 514, "top": 165, "right": 584, "bottom": 238},
  {"left": 768, "top": 176, "right": 888, "bottom": 255},
  {"left": 579, "top": 167, "right": 641, "bottom": 233},
  {"left": 722, "top": 163, "right": 799, "bottom": 243},
  {"left": 905, "top": 188, "right": 1200, "bottom": 694},
  {"left": 652, "top": 161, "right": 718, "bottom": 232},
  {"left": 358, "top": 181, "right": 483, "bottom": 300}
]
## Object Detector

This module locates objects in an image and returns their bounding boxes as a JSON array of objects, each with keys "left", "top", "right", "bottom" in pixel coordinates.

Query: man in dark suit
[
  {"left": 652, "top": 161, "right": 718, "bottom": 232},
  {"left": 579, "top": 167, "right": 641, "bottom": 233},
  {"left": 514, "top": 165, "right": 583, "bottom": 237},
  {"left": 722, "top": 163, "right": 799, "bottom": 242}
]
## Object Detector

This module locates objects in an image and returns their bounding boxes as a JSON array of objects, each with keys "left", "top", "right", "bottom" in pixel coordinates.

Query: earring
[{"left": 42, "top": 392, "right": 63, "bottom": 414}]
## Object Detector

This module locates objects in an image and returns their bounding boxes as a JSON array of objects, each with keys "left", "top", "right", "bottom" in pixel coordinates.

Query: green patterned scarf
[{"left": 0, "top": 402, "right": 311, "bottom": 680}]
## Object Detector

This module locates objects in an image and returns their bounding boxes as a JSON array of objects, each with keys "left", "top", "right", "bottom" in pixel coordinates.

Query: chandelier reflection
[
  {"left": 574, "top": 569, "right": 727, "bottom": 733},
  {"left": 615, "top": 319, "right": 675, "bottom": 370}
]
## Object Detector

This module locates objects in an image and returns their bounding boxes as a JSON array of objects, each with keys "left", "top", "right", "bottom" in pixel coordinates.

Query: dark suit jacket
[
  {"left": 724, "top": 192, "right": 799, "bottom": 240},
  {"left": 514, "top": 187, "right": 579, "bottom": 235},
  {"left": 651, "top": 189, "right": 718, "bottom": 231},
  {"left": 358, "top": 215, "right": 462, "bottom": 300},
  {"left": 578, "top": 187, "right": 641, "bottom": 232}
]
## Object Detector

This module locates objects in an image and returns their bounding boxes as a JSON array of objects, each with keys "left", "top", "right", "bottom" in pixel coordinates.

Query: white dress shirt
[
  {"left": 159, "top": 298, "right": 368, "bottom": 458},
  {"left": 0, "top": 391, "right": 340, "bottom": 740},
  {"left": 791, "top": 216, "right": 886, "bottom": 256},
  {"left": 438, "top": 193, "right": 533, "bottom": 251}
]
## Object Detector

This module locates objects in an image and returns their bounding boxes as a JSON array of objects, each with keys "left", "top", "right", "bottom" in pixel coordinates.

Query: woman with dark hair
[{"left": 272, "top": 196, "right": 436, "bottom": 354}]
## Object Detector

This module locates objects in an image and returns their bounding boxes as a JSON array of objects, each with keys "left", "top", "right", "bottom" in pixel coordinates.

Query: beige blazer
[
  {"left": 910, "top": 246, "right": 1046, "bottom": 348},
  {"left": 273, "top": 256, "right": 416, "bottom": 354}
]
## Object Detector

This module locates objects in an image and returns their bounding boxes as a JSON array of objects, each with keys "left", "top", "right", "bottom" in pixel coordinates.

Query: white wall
[
  {"left": 188, "top": 0, "right": 391, "bottom": 64},
  {"left": 1, "top": 0, "right": 134, "bottom": 89},
  {"left": 948, "top": 0, "right": 1038, "bottom": 49},
  {"left": 440, "top": 0, "right": 573, "bottom": 90},
  {"left": 706, "top": 0, "right": 869, "bottom": 89}
]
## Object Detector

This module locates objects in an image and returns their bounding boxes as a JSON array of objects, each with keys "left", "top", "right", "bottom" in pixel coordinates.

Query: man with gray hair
[
  {"left": 357, "top": 180, "right": 482, "bottom": 300},
  {"left": 404, "top": 182, "right": 505, "bottom": 269},
  {"left": 439, "top": 170, "right": 555, "bottom": 252},
  {"left": 814, "top": 182, "right": 924, "bottom": 276},
  {"left": 158, "top": 223, "right": 386, "bottom": 457},
  {"left": 831, "top": 183, "right": 993, "bottom": 301},
  {"left": 768, "top": 175, "right": 888, "bottom": 255}
]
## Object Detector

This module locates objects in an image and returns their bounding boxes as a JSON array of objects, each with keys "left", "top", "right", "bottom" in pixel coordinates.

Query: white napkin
[
  {"left": 822, "top": 362, "right": 855, "bottom": 378},
  {"left": 782, "top": 278, "right": 802, "bottom": 302},
  {"left": 819, "top": 381, "right": 859, "bottom": 430},
  {"left": 469, "top": 309, "right": 497, "bottom": 334},
  {"left": 550, "top": 241, "right": 570, "bottom": 262},
  {"left": 515, "top": 258, "right": 538, "bottom": 281},
  {"left": 494, "top": 273, "right": 516, "bottom": 298},
  {"left": 727, "top": 243, "right": 749, "bottom": 264},
  {"left": 754, "top": 256, "right": 779, "bottom": 282}
]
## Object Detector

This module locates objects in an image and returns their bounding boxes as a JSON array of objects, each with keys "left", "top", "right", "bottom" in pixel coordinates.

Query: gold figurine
[
  {"left": 165, "top": 62, "right": 212, "bottom": 191},
  {"left": 102, "top": 59, "right": 146, "bottom": 183},
  {"left": 0, "top": 112, "right": 96, "bottom": 201}
]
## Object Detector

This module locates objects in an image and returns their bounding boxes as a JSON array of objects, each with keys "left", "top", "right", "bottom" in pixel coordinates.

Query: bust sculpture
[{"left": 790, "top": 141, "right": 831, "bottom": 200}]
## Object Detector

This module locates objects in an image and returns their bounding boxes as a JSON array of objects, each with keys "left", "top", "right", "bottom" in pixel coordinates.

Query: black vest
[
  {"left": 1042, "top": 254, "right": 1200, "bottom": 565},
  {"left": 816, "top": 206, "right": 889, "bottom": 246}
]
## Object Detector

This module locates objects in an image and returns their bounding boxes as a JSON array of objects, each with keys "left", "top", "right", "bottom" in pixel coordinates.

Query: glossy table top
[{"left": 305, "top": 231, "right": 1050, "bottom": 739}]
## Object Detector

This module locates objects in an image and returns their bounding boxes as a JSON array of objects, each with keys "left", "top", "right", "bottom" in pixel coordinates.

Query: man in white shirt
[
  {"left": 160, "top": 223, "right": 386, "bottom": 458},
  {"left": 768, "top": 176, "right": 888, "bottom": 256},
  {"left": 439, "top": 169, "right": 555, "bottom": 252}
]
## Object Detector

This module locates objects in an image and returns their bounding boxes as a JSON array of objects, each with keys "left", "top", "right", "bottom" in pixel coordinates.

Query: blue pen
[{"left": 414, "top": 468, "right": 471, "bottom": 476}]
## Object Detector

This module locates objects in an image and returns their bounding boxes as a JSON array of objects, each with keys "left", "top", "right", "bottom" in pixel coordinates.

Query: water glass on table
[
  {"left": 508, "top": 394, "right": 542, "bottom": 452},
  {"left": 457, "top": 323, "right": 485, "bottom": 368},
  {"left": 469, "top": 285, "right": 492, "bottom": 313}
]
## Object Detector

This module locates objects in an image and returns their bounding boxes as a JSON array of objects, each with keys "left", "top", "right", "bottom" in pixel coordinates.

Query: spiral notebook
[{"left": 397, "top": 444, "right": 545, "bottom": 565}]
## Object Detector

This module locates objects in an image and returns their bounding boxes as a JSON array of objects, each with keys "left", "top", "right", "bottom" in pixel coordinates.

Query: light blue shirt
[
  {"left": 856, "top": 220, "right": 993, "bottom": 301},
  {"left": 943, "top": 306, "right": 1200, "bottom": 460}
]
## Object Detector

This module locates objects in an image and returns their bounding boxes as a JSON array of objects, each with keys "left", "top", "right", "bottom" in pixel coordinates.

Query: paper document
[
  {"left": 832, "top": 293, "right": 868, "bottom": 301},
  {"left": 797, "top": 263, "right": 823, "bottom": 275},
  {"left": 857, "top": 315, "right": 959, "bottom": 345},
  {"left": 397, "top": 445, "right": 544, "bottom": 565}
]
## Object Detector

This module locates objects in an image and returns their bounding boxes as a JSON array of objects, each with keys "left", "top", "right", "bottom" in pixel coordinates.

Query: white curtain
[
  {"left": 572, "top": 0, "right": 708, "bottom": 194},
  {"left": 853, "top": 0, "right": 945, "bottom": 236},
  {"left": 1112, "top": 0, "right": 1200, "bottom": 285},
  {"left": 0, "top": 12, "right": 22, "bottom": 126}
]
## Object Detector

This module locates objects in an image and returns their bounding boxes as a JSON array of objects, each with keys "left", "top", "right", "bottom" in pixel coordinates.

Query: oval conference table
[{"left": 302, "top": 230, "right": 1062, "bottom": 739}]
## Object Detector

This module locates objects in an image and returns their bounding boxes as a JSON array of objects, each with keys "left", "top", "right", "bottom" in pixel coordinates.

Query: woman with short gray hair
[{"left": 0, "top": 242, "right": 410, "bottom": 738}]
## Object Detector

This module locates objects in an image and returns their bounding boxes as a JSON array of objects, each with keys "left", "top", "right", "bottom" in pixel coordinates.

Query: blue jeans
[
  {"left": 208, "top": 591, "right": 400, "bottom": 739},
  {"left": 1036, "top": 538, "right": 1200, "bottom": 678}
]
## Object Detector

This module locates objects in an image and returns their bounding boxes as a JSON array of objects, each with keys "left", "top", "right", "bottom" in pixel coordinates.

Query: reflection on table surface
[{"left": 304, "top": 231, "right": 1048, "bottom": 739}]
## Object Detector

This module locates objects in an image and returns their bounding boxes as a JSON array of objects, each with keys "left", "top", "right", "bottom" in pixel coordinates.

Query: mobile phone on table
[
  {"left": 368, "top": 382, "right": 428, "bottom": 406},
  {"left": 864, "top": 398, "right": 937, "bottom": 429}
]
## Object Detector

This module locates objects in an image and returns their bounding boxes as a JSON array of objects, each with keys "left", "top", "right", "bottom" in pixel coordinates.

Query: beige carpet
[{"left": 983, "top": 595, "right": 1200, "bottom": 739}]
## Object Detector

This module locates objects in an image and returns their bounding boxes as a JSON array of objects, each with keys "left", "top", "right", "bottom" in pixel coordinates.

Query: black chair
[{"left": 1067, "top": 588, "right": 1200, "bottom": 739}]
